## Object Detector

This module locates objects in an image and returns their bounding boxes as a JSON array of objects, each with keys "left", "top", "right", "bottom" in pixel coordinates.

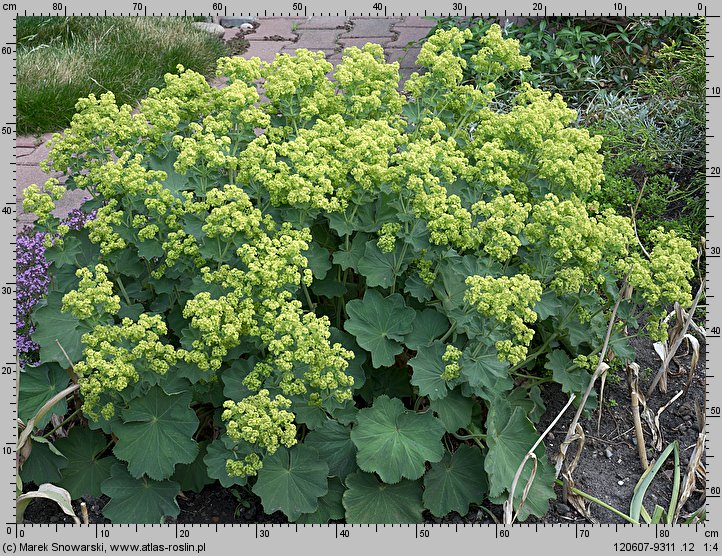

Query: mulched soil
[{"left": 23, "top": 321, "right": 706, "bottom": 525}]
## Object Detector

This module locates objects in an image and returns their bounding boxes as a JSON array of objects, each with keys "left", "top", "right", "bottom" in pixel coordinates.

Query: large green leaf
[
  {"left": 357, "top": 241, "right": 398, "bottom": 288},
  {"left": 101, "top": 463, "right": 180, "bottom": 524},
  {"left": 19, "top": 363, "right": 69, "bottom": 429},
  {"left": 203, "top": 437, "right": 248, "bottom": 488},
  {"left": 545, "top": 350, "right": 591, "bottom": 396},
  {"left": 32, "top": 291, "right": 93, "bottom": 365},
  {"left": 344, "top": 290, "right": 416, "bottom": 368},
  {"left": 485, "top": 400, "right": 555, "bottom": 520},
  {"left": 296, "top": 477, "right": 345, "bottom": 524},
  {"left": 332, "top": 232, "right": 368, "bottom": 271},
  {"left": 55, "top": 427, "right": 115, "bottom": 498},
  {"left": 460, "top": 347, "right": 513, "bottom": 400},
  {"left": 534, "top": 290, "right": 562, "bottom": 320},
  {"left": 429, "top": 388, "right": 475, "bottom": 432},
  {"left": 423, "top": 445, "right": 488, "bottom": 517},
  {"left": 343, "top": 471, "right": 423, "bottom": 524},
  {"left": 171, "top": 441, "right": 214, "bottom": 493},
  {"left": 20, "top": 436, "right": 67, "bottom": 485},
  {"left": 303, "top": 243, "right": 332, "bottom": 280},
  {"left": 303, "top": 420, "right": 357, "bottom": 479},
  {"left": 252, "top": 445, "right": 329, "bottom": 521},
  {"left": 350, "top": 395, "right": 445, "bottom": 483},
  {"left": 409, "top": 341, "right": 455, "bottom": 400},
  {"left": 404, "top": 309, "right": 449, "bottom": 350},
  {"left": 113, "top": 387, "right": 199, "bottom": 480}
]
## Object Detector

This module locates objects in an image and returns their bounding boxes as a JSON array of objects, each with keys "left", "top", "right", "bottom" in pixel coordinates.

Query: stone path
[{"left": 16, "top": 16, "right": 434, "bottom": 227}]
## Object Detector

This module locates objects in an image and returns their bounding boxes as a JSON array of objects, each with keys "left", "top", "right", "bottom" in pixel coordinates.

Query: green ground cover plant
[
  {"left": 429, "top": 17, "right": 705, "bottom": 249},
  {"left": 19, "top": 26, "right": 697, "bottom": 524},
  {"left": 17, "top": 16, "right": 226, "bottom": 134}
]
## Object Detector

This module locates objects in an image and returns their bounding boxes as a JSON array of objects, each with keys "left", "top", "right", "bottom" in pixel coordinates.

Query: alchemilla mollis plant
[{"left": 19, "top": 25, "right": 697, "bottom": 523}]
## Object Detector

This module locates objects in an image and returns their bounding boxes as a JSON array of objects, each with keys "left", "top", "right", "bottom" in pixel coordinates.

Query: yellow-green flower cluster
[
  {"left": 261, "top": 49, "right": 337, "bottom": 122},
  {"left": 334, "top": 44, "right": 404, "bottom": 119},
  {"left": 222, "top": 390, "right": 297, "bottom": 475},
  {"left": 85, "top": 200, "right": 126, "bottom": 255},
  {"left": 74, "top": 314, "right": 178, "bottom": 418},
  {"left": 61, "top": 264, "right": 120, "bottom": 319},
  {"left": 471, "top": 194, "right": 530, "bottom": 261},
  {"left": 465, "top": 274, "right": 543, "bottom": 364},
  {"left": 22, "top": 179, "right": 66, "bottom": 225},
  {"left": 441, "top": 345, "right": 462, "bottom": 380},
  {"left": 377, "top": 222, "right": 401, "bottom": 253},
  {"left": 226, "top": 453, "right": 262, "bottom": 478},
  {"left": 469, "top": 24, "right": 531, "bottom": 82}
]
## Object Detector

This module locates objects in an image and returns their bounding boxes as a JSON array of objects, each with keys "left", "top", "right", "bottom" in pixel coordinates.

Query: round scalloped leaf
[
  {"left": 101, "top": 462, "right": 180, "bottom": 524},
  {"left": 303, "top": 243, "right": 332, "bottom": 280},
  {"left": 20, "top": 436, "right": 67, "bottom": 485},
  {"left": 350, "top": 395, "right": 445, "bottom": 483},
  {"left": 296, "top": 477, "right": 345, "bottom": 524},
  {"left": 31, "top": 291, "right": 95, "bottom": 365},
  {"left": 429, "top": 388, "right": 474, "bottom": 433},
  {"left": 485, "top": 399, "right": 555, "bottom": 520},
  {"left": 19, "top": 362, "right": 69, "bottom": 430},
  {"left": 357, "top": 240, "right": 397, "bottom": 288},
  {"left": 423, "top": 445, "right": 488, "bottom": 517},
  {"left": 545, "top": 350, "right": 591, "bottom": 396},
  {"left": 459, "top": 347, "right": 512, "bottom": 400},
  {"left": 252, "top": 445, "right": 329, "bottom": 521},
  {"left": 203, "top": 437, "right": 248, "bottom": 488},
  {"left": 171, "top": 441, "right": 214, "bottom": 493},
  {"left": 409, "top": 340, "right": 454, "bottom": 400},
  {"left": 303, "top": 420, "right": 357, "bottom": 479},
  {"left": 344, "top": 290, "right": 416, "bottom": 368},
  {"left": 404, "top": 309, "right": 449, "bottom": 350},
  {"left": 113, "top": 386, "right": 199, "bottom": 481},
  {"left": 54, "top": 427, "right": 115, "bottom": 499},
  {"left": 343, "top": 471, "right": 423, "bottom": 524}
]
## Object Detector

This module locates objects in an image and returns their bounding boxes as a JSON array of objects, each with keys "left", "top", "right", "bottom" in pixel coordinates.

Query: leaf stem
[
  {"left": 115, "top": 276, "right": 131, "bottom": 306},
  {"left": 42, "top": 409, "right": 81, "bottom": 438}
]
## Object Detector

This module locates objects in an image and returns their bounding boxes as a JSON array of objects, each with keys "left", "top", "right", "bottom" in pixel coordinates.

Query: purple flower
[{"left": 17, "top": 209, "right": 96, "bottom": 364}]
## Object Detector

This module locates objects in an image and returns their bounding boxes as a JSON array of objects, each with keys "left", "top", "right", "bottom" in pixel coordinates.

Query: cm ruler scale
[{"left": 4, "top": 1, "right": 719, "bottom": 553}]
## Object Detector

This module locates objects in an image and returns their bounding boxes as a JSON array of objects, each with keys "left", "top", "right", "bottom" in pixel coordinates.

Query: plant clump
[{"left": 20, "top": 25, "right": 696, "bottom": 524}]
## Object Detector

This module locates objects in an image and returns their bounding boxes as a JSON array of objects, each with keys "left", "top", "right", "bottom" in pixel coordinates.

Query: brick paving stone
[
  {"left": 251, "top": 17, "right": 303, "bottom": 40},
  {"left": 293, "top": 29, "right": 342, "bottom": 49},
  {"left": 16, "top": 136, "right": 38, "bottom": 148},
  {"left": 280, "top": 45, "right": 337, "bottom": 59},
  {"left": 337, "top": 37, "right": 391, "bottom": 51},
  {"left": 16, "top": 162, "right": 64, "bottom": 198},
  {"left": 385, "top": 47, "right": 421, "bottom": 69},
  {"left": 223, "top": 28, "right": 241, "bottom": 41},
  {"left": 343, "top": 18, "right": 399, "bottom": 38},
  {"left": 16, "top": 142, "right": 50, "bottom": 165},
  {"left": 297, "top": 16, "right": 348, "bottom": 30},
  {"left": 389, "top": 26, "right": 429, "bottom": 48},
  {"left": 394, "top": 16, "right": 437, "bottom": 28},
  {"left": 242, "top": 40, "right": 294, "bottom": 63}
]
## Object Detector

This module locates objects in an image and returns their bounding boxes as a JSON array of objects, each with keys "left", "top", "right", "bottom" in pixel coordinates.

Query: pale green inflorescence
[
  {"left": 222, "top": 390, "right": 297, "bottom": 477},
  {"left": 29, "top": 23, "right": 698, "bottom": 483},
  {"left": 465, "top": 275, "right": 543, "bottom": 365}
]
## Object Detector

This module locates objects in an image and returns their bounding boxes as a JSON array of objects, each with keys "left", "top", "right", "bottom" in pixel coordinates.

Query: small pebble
[
  {"left": 555, "top": 503, "right": 571, "bottom": 515},
  {"left": 548, "top": 433, "right": 555, "bottom": 441},
  {"left": 240, "top": 23, "right": 254, "bottom": 31},
  {"left": 605, "top": 447, "right": 613, "bottom": 459},
  {"left": 617, "top": 480, "right": 625, "bottom": 486}
]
